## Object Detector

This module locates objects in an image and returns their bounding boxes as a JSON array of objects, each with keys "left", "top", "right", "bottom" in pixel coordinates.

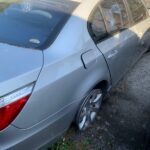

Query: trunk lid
[{"left": 0, "top": 43, "right": 43, "bottom": 96}]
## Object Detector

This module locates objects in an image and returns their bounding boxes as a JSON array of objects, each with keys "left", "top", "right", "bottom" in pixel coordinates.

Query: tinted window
[
  {"left": 89, "top": 8, "right": 107, "bottom": 42},
  {"left": 100, "top": 0, "right": 129, "bottom": 33},
  {"left": 0, "top": 0, "right": 79, "bottom": 49},
  {"left": 127, "top": 0, "right": 147, "bottom": 24}
]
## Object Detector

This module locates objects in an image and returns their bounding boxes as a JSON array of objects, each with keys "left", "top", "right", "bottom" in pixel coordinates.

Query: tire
[{"left": 76, "top": 89, "right": 103, "bottom": 131}]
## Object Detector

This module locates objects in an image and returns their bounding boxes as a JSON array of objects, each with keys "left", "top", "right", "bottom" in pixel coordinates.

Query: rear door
[
  {"left": 126, "top": 0, "right": 150, "bottom": 53},
  {"left": 94, "top": 0, "right": 139, "bottom": 85}
]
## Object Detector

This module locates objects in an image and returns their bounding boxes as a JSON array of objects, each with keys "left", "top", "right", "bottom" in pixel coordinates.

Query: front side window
[
  {"left": 88, "top": 8, "right": 108, "bottom": 42},
  {"left": 0, "top": 0, "right": 79, "bottom": 49},
  {"left": 126, "top": 0, "right": 147, "bottom": 24},
  {"left": 100, "top": 0, "right": 129, "bottom": 33}
]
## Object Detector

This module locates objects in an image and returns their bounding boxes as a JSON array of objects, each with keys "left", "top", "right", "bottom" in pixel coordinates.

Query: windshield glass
[{"left": 0, "top": 0, "right": 79, "bottom": 49}]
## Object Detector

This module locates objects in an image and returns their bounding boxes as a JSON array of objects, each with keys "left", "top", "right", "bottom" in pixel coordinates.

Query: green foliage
[
  {"left": 49, "top": 138, "right": 75, "bottom": 150},
  {"left": 49, "top": 137, "right": 93, "bottom": 150}
]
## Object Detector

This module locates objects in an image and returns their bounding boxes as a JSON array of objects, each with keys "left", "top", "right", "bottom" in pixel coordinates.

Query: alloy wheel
[{"left": 77, "top": 89, "right": 103, "bottom": 131}]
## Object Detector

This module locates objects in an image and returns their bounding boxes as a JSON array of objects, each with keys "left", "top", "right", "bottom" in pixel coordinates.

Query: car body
[{"left": 0, "top": 0, "right": 150, "bottom": 149}]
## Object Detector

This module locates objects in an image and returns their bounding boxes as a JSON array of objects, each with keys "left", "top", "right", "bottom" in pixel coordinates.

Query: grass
[
  {"left": 48, "top": 138, "right": 75, "bottom": 150},
  {"left": 48, "top": 137, "right": 93, "bottom": 150},
  {"left": 48, "top": 127, "right": 94, "bottom": 150}
]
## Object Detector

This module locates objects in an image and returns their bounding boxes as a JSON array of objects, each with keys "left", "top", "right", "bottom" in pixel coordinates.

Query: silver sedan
[{"left": 0, "top": 0, "right": 150, "bottom": 149}]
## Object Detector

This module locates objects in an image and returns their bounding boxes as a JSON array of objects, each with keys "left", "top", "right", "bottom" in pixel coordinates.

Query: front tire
[{"left": 76, "top": 89, "right": 103, "bottom": 131}]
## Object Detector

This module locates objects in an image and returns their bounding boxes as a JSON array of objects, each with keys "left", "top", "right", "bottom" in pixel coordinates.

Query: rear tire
[{"left": 76, "top": 89, "right": 103, "bottom": 131}]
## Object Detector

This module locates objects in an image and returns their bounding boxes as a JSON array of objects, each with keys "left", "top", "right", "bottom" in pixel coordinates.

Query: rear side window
[
  {"left": 88, "top": 7, "right": 108, "bottom": 42},
  {"left": 0, "top": 0, "right": 79, "bottom": 50},
  {"left": 100, "top": 0, "right": 129, "bottom": 33},
  {"left": 126, "top": 0, "right": 147, "bottom": 24}
]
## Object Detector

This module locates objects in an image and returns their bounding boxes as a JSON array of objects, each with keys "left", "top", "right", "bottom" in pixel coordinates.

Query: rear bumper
[{"left": 0, "top": 101, "right": 78, "bottom": 150}]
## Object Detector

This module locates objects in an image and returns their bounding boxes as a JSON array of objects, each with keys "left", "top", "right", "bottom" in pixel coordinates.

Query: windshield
[{"left": 0, "top": 0, "right": 79, "bottom": 49}]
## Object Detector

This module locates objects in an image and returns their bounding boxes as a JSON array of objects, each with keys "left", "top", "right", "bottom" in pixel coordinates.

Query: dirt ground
[{"left": 50, "top": 52, "right": 150, "bottom": 150}]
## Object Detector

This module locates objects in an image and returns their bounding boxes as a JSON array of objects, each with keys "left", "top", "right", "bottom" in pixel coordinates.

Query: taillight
[{"left": 0, "top": 84, "right": 34, "bottom": 131}]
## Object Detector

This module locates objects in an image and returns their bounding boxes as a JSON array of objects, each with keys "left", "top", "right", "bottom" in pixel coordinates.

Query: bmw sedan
[{"left": 0, "top": 0, "right": 150, "bottom": 149}]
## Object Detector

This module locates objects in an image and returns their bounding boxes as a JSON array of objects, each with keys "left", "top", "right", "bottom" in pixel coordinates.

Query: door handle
[{"left": 108, "top": 50, "right": 118, "bottom": 59}]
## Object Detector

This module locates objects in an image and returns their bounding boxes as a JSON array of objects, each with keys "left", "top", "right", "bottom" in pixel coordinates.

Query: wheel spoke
[
  {"left": 93, "top": 93, "right": 102, "bottom": 103},
  {"left": 90, "top": 112, "right": 97, "bottom": 121},
  {"left": 90, "top": 92, "right": 97, "bottom": 102},
  {"left": 79, "top": 116, "right": 87, "bottom": 130}
]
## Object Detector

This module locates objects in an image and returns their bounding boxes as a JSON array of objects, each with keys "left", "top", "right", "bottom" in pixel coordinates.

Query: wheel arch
[{"left": 93, "top": 80, "right": 109, "bottom": 96}]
